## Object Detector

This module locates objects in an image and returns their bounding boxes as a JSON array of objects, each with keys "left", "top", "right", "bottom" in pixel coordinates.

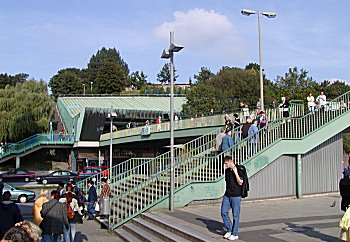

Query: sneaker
[
  {"left": 227, "top": 235, "right": 239, "bottom": 240},
  {"left": 223, "top": 232, "right": 231, "bottom": 239}
]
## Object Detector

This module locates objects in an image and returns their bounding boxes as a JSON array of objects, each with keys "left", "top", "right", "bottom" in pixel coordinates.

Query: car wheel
[
  {"left": 24, "top": 177, "right": 30, "bottom": 182},
  {"left": 18, "top": 195, "right": 28, "bottom": 203},
  {"left": 42, "top": 179, "right": 48, "bottom": 185}
]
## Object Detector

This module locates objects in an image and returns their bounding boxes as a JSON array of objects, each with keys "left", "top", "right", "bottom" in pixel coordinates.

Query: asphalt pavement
[{"left": 15, "top": 193, "right": 344, "bottom": 242}]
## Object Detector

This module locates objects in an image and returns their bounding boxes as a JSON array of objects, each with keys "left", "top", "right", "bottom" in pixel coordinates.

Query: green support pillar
[
  {"left": 296, "top": 154, "right": 302, "bottom": 199},
  {"left": 71, "top": 150, "right": 77, "bottom": 172},
  {"left": 98, "top": 149, "right": 101, "bottom": 166}
]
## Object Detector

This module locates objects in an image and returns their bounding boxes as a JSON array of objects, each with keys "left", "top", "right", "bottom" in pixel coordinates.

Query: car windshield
[{"left": 3, "top": 183, "right": 14, "bottom": 190}]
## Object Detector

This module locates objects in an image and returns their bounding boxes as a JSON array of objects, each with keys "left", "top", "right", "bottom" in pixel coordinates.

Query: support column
[
  {"left": 15, "top": 156, "right": 20, "bottom": 169},
  {"left": 296, "top": 154, "right": 302, "bottom": 199},
  {"left": 71, "top": 150, "right": 77, "bottom": 172}
]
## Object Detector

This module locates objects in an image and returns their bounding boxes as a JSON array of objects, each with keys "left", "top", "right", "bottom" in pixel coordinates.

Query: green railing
[
  {"left": 100, "top": 103, "right": 304, "bottom": 142},
  {"left": 0, "top": 134, "right": 74, "bottom": 159},
  {"left": 107, "top": 92, "right": 350, "bottom": 229}
]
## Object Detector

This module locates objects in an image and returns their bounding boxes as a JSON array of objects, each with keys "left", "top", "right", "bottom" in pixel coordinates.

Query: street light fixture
[
  {"left": 161, "top": 31, "right": 183, "bottom": 212},
  {"left": 108, "top": 108, "right": 117, "bottom": 176},
  {"left": 241, "top": 9, "right": 276, "bottom": 111}
]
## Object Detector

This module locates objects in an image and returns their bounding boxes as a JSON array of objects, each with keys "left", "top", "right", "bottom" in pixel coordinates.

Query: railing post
[{"left": 296, "top": 154, "right": 302, "bottom": 199}]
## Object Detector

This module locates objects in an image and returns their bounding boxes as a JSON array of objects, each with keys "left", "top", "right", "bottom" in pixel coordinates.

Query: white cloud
[{"left": 154, "top": 8, "right": 245, "bottom": 59}]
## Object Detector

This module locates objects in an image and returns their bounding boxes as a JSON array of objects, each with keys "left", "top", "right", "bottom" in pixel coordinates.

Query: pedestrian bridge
[{"left": 77, "top": 91, "right": 350, "bottom": 231}]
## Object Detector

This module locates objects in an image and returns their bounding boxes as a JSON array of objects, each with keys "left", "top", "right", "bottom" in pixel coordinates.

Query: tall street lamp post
[
  {"left": 83, "top": 83, "right": 86, "bottom": 96},
  {"left": 161, "top": 31, "right": 183, "bottom": 211},
  {"left": 241, "top": 9, "right": 276, "bottom": 111},
  {"left": 90, "top": 82, "right": 93, "bottom": 93},
  {"left": 108, "top": 108, "right": 117, "bottom": 176}
]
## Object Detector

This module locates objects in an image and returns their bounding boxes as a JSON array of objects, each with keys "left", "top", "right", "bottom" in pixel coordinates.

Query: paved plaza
[{"left": 18, "top": 193, "right": 343, "bottom": 241}]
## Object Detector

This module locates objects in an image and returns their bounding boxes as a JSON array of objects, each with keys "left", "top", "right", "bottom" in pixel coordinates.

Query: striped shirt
[{"left": 100, "top": 184, "right": 111, "bottom": 197}]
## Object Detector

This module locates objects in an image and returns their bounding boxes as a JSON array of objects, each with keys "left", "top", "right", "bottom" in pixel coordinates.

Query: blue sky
[{"left": 0, "top": 1, "right": 349, "bottom": 85}]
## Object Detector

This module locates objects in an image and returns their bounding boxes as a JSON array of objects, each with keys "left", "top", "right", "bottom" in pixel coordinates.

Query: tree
[
  {"left": 317, "top": 80, "right": 350, "bottom": 100},
  {"left": 87, "top": 47, "right": 129, "bottom": 86},
  {"left": 193, "top": 67, "right": 214, "bottom": 84},
  {"left": 343, "top": 133, "right": 350, "bottom": 155},
  {"left": 0, "top": 73, "right": 28, "bottom": 89},
  {"left": 0, "top": 80, "right": 53, "bottom": 142},
  {"left": 183, "top": 66, "right": 268, "bottom": 115},
  {"left": 275, "top": 67, "right": 318, "bottom": 102},
  {"left": 157, "top": 63, "right": 178, "bottom": 84},
  {"left": 127, "top": 71, "right": 148, "bottom": 89},
  {"left": 95, "top": 61, "right": 127, "bottom": 94},
  {"left": 48, "top": 68, "right": 84, "bottom": 99}
]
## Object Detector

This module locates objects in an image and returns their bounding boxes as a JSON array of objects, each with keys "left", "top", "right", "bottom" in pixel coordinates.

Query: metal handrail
[{"left": 107, "top": 91, "right": 350, "bottom": 229}]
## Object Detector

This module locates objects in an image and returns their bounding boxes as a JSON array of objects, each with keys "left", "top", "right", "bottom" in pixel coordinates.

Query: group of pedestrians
[
  {"left": 307, "top": 91, "right": 327, "bottom": 112},
  {"left": 0, "top": 177, "right": 111, "bottom": 242}
]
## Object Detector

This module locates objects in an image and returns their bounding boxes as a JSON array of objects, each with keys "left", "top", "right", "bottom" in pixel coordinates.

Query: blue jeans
[
  {"left": 221, "top": 195, "right": 241, "bottom": 236},
  {"left": 63, "top": 223, "right": 77, "bottom": 242},
  {"left": 87, "top": 201, "right": 96, "bottom": 219},
  {"left": 41, "top": 233, "right": 61, "bottom": 242}
]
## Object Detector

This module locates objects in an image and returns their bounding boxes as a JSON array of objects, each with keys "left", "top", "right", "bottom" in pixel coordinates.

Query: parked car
[
  {"left": 36, "top": 170, "right": 78, "bottom": 185},
  {"left": 77, "top": 168, "right": 101, "bottom": 181},
  {"left": 0, "top": 169, "right": 35, "bottom": 182},
  {"left": 2, "top": 182, "right": 36, "bottom": 203},
  {"left": 85, "top": 166, "right": 109, "bottom": 176}
]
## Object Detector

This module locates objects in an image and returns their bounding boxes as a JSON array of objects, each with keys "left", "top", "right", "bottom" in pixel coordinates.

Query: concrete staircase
[{"left": 115, "top": 212, "right": 217, "bottom": 242}]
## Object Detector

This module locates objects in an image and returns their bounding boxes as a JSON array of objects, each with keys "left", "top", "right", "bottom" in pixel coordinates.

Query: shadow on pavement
[
  {"left": 284, "top": 222, "right": 339, "bottom": 242},
  {"left": 195, "top": 217, "right": 225, "bottom": 235},
  {"left": 74, "top": 232, "right": 88, "bottom": 242}
]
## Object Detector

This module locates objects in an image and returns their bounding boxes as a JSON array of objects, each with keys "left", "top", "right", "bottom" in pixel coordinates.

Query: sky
[{"left": 0, "top": 1, "right": 349, "bottom": 86}]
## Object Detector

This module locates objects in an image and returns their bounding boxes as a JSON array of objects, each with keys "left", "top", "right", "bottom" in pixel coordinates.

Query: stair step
[
  {"left": 132, "top": 217, "right": 191, "bottom": 242},
  {"left": 141, "top": 213, "right": 217, "bottom": 242},
  {"left": 116, "top": 227, "right": 144, "bottom": 242},
  {"left": 122, "top": 223, "right": 164, "bottom": 242}
]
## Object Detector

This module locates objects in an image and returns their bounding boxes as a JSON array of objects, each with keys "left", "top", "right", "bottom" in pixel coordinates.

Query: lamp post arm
[{"left": 258, "top": 13, "right": 264, "bottom": 111}]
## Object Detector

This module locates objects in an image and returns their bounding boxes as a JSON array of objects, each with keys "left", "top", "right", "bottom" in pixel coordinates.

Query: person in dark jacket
[
  {"left": 340, "top": 165, "right": 350, "bottom": 211},
  {"left": 0, "top": 191, "right": 24, "bottom": 238},
  {"left": 40, "top": 190, "right": 69, "bottom": 242},
  {"left": 87, "top": 180, "right": 97, "bottom": 220},
  {"left": 241, "top": 118, "right": 252, "bottom": 139}
]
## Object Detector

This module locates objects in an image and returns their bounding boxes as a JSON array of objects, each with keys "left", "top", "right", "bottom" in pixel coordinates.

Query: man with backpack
[{"left": 221, "top": 156, "right": 244, "bottom": 241}]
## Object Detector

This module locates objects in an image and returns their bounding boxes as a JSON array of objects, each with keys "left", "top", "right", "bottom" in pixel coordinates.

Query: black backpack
[{"left": 237, "top": 165, "right": 249, "bottom": 198}]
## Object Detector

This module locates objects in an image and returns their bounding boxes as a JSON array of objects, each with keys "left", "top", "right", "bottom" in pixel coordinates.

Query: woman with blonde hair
[{"left": 32, "top": 189, "right": 48, "bottom": 226}]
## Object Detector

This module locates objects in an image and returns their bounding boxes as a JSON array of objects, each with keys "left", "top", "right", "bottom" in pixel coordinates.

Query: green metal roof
[{"left": 58, "top": 96, "right": 187, "bottom": 118}]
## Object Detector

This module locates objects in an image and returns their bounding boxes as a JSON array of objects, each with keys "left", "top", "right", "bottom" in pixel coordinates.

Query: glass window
[
  {"left": 16, "top": 170, "right": 27, "bottom": 174},
  {"left": 52, "top": 171, "right": 61, "bottom": 176},
  {"left": 61, "top": 171, "right": 70, "bottom": 176}
]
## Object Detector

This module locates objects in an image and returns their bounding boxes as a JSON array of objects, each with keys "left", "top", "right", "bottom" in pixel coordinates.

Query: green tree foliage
[
  {"left": 95, "top": 61, "right": 127, "bottom": 94},
  {"left": 49, "top": 68, "right": 84, "bottom": 99},
  {"left": 183, "top": 66, "right": 269, "bottom": 115},
  {"left": 0, "top": 80, "right": 53, "bottom": 142},
  {"left": 275, "top": 67, "right": 318, "bottom": 101},
  {"left": 127, "top": 71, "right": 148, "bottom": 89},
  {"left": 343, "top": 133, "right": 350, "bottom": 155},
  {"left": 87, "top": 47, "right": 129, "bottom": 84},
  {"left": 0, "top": 73, "right": 28, "bottom": 89},
  {"left": 157, "top": 63, "right": 178, "bottom": 84},
  {"left": 317, "top": 80, "right": 350, "bottom": 100}
]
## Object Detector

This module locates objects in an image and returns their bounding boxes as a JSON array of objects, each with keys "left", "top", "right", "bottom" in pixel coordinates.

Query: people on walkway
[
  {"left": 248, "top": 119, "right": 259, "bottom": 155},
  {"left": 0, "top": 191, "right": 24, "bottom": 238},
  {"left": 224, "top": 115, "right": 233, "bottom": 133},
  {"left": 242, "top": 104, "right": 250, "bottom": 120},
  {"left": 279, "top": 97, "right": 290, "bottom": 120},
  {"left": 307, "top": 92, "right": 316, "bottom": 113},
  {"left": 259, "top": 111, "right": 268, "bottom": 129},
  {"left": 100, "top": 178, "right": 111, "bottom": 198},
  {"left": 241, "top": 118, "right": 252, "bottom": 140},
  {"left": 221, "top": 155, "right": 243, "bottom": 241},
  {"left": 59, "top": 191, "right": 83, "bottom": 242},
  {"left": 221, "top": 130, "right": 234, "bottom": 154},
  {"left": 87, "top": 180, "right": 98, "bottom": 220},
  {"left": 316, "top": 91, "right": 327, "bottom": 111},
  {"left": 215, "top": 128, "right": 226, "bottom": 153},
  {"left": 232, "top": 114, "right": 241, "bottom": 143},
  {"left": 40, "top": 190, "right": 69, "bottom": 242},
  {"left": 340, "top": 165, "right": 350, "bottom": 212},
  {"left": 32, "top": 189, "right": 48, "bottom": 226}
]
